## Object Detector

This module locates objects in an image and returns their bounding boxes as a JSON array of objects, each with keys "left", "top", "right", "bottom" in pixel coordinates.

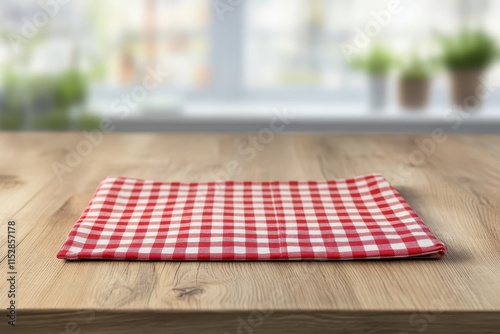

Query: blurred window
[
  {"left": 243, "top": 0, "right": 471, "bottom": 91},
  {"left": 88, "top": 0, "right": 211, "bottom": 88},
  {"left": 0, "top": 0, "right": 498, "bottom": 107}
]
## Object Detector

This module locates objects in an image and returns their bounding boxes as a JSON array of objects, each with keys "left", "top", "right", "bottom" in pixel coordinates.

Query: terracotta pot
[
  {"left": 449, "top": 69, "right": 484, "bottom": 111},
  {"left": 398, "top": 78, "right": 430, "bottom": 109}
]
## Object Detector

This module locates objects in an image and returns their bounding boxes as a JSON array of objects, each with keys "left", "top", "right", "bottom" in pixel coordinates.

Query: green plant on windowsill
[
  {"left": 33, "top": 109, "right": 71, "bottom": 131},
  {"left": 349, "top": 44, "right": 393, "bottom": 109},
  {"left": 76, "top": 113, "right": 102, "bottom": 131},
  {"left": 0, "top": 70, "right": 88, "bottom": 130},
  {"left": 398, "top": 53, "right": 435, "bottom": 80},
  {"left": 397, "top": 53, "right": 435, "bottom": 109},
  {"left": 438, "top": 29, "right": 498, "bottom": 71},
  {"left": 0, "top": 68, "right": 26, "bottom": 130},
  {"left": 437, "top": 29, "right": 499, "bottom": 110},
  {"left": 0, "top": 112, "right": 25, "bottom": 130},
  {"left": 350, "top": 43, "right": 393, "bottom": 75},
  {"left": 53, "top": 71, "right": 87, "bottom": 110}
]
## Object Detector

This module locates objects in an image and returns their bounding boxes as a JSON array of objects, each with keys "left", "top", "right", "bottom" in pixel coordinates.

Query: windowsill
[{"left": 101, "top": 101, "right": 500, "bottom": 133}]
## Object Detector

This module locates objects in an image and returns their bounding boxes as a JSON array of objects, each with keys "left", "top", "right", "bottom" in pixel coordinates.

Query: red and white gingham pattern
[{"left": 57, "top": 174, "right": 446, "bottom": 261}]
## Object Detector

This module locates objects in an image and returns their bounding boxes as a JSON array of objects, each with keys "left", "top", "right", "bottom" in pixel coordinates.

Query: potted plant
[
  {"left": 397, "top": 53, "right": 433, "bottom": 109},
  {"left": 351, "top": 44, "right": 393, "bottom": 110},
  {"left": 24, "top": 71, "right": 88, "bottom": 131},
  {"left": 439, "top": 29, "right": 498, "bottom": 111},
  {"left": 77, "top": 113, "right": 102, "bottom": 130},
  {"left": 0, "top": 68, "right": 25, "bottom": 130}
]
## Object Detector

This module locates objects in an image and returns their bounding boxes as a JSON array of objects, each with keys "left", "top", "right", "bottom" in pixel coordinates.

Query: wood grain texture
[{"left": 0, "top": 132, "right": 499, "bottom": 333}]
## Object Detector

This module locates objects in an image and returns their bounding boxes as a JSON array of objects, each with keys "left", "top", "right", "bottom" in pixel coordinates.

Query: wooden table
[{"left": 1, "top": 133, "right": 499, "bottom": 333}]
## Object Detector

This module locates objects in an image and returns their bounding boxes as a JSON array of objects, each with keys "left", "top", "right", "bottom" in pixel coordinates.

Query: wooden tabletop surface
[{"left": 1, "top": 132, "right": 499, "bottom": 333}]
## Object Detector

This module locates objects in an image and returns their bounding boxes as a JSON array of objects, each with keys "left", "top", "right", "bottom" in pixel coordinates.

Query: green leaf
[{"left": 438, "top": 29, "right": 498, "bottom": 70}]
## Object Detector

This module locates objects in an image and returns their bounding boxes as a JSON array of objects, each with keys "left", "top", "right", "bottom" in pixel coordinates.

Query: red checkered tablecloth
[{"left": 57, "top": 174, "right": 446, "bottom": 261}]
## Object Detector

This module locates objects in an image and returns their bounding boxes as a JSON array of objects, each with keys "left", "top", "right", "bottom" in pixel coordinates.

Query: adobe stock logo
[
  {"left": 339, "top": 0, "right": 403, "bottom": 61},
  {"left": 7, "top": 0, "right": 71, "bottom": 55},
  {"left": 212, "top": 0, "right": 243, "bottom": 21}
]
